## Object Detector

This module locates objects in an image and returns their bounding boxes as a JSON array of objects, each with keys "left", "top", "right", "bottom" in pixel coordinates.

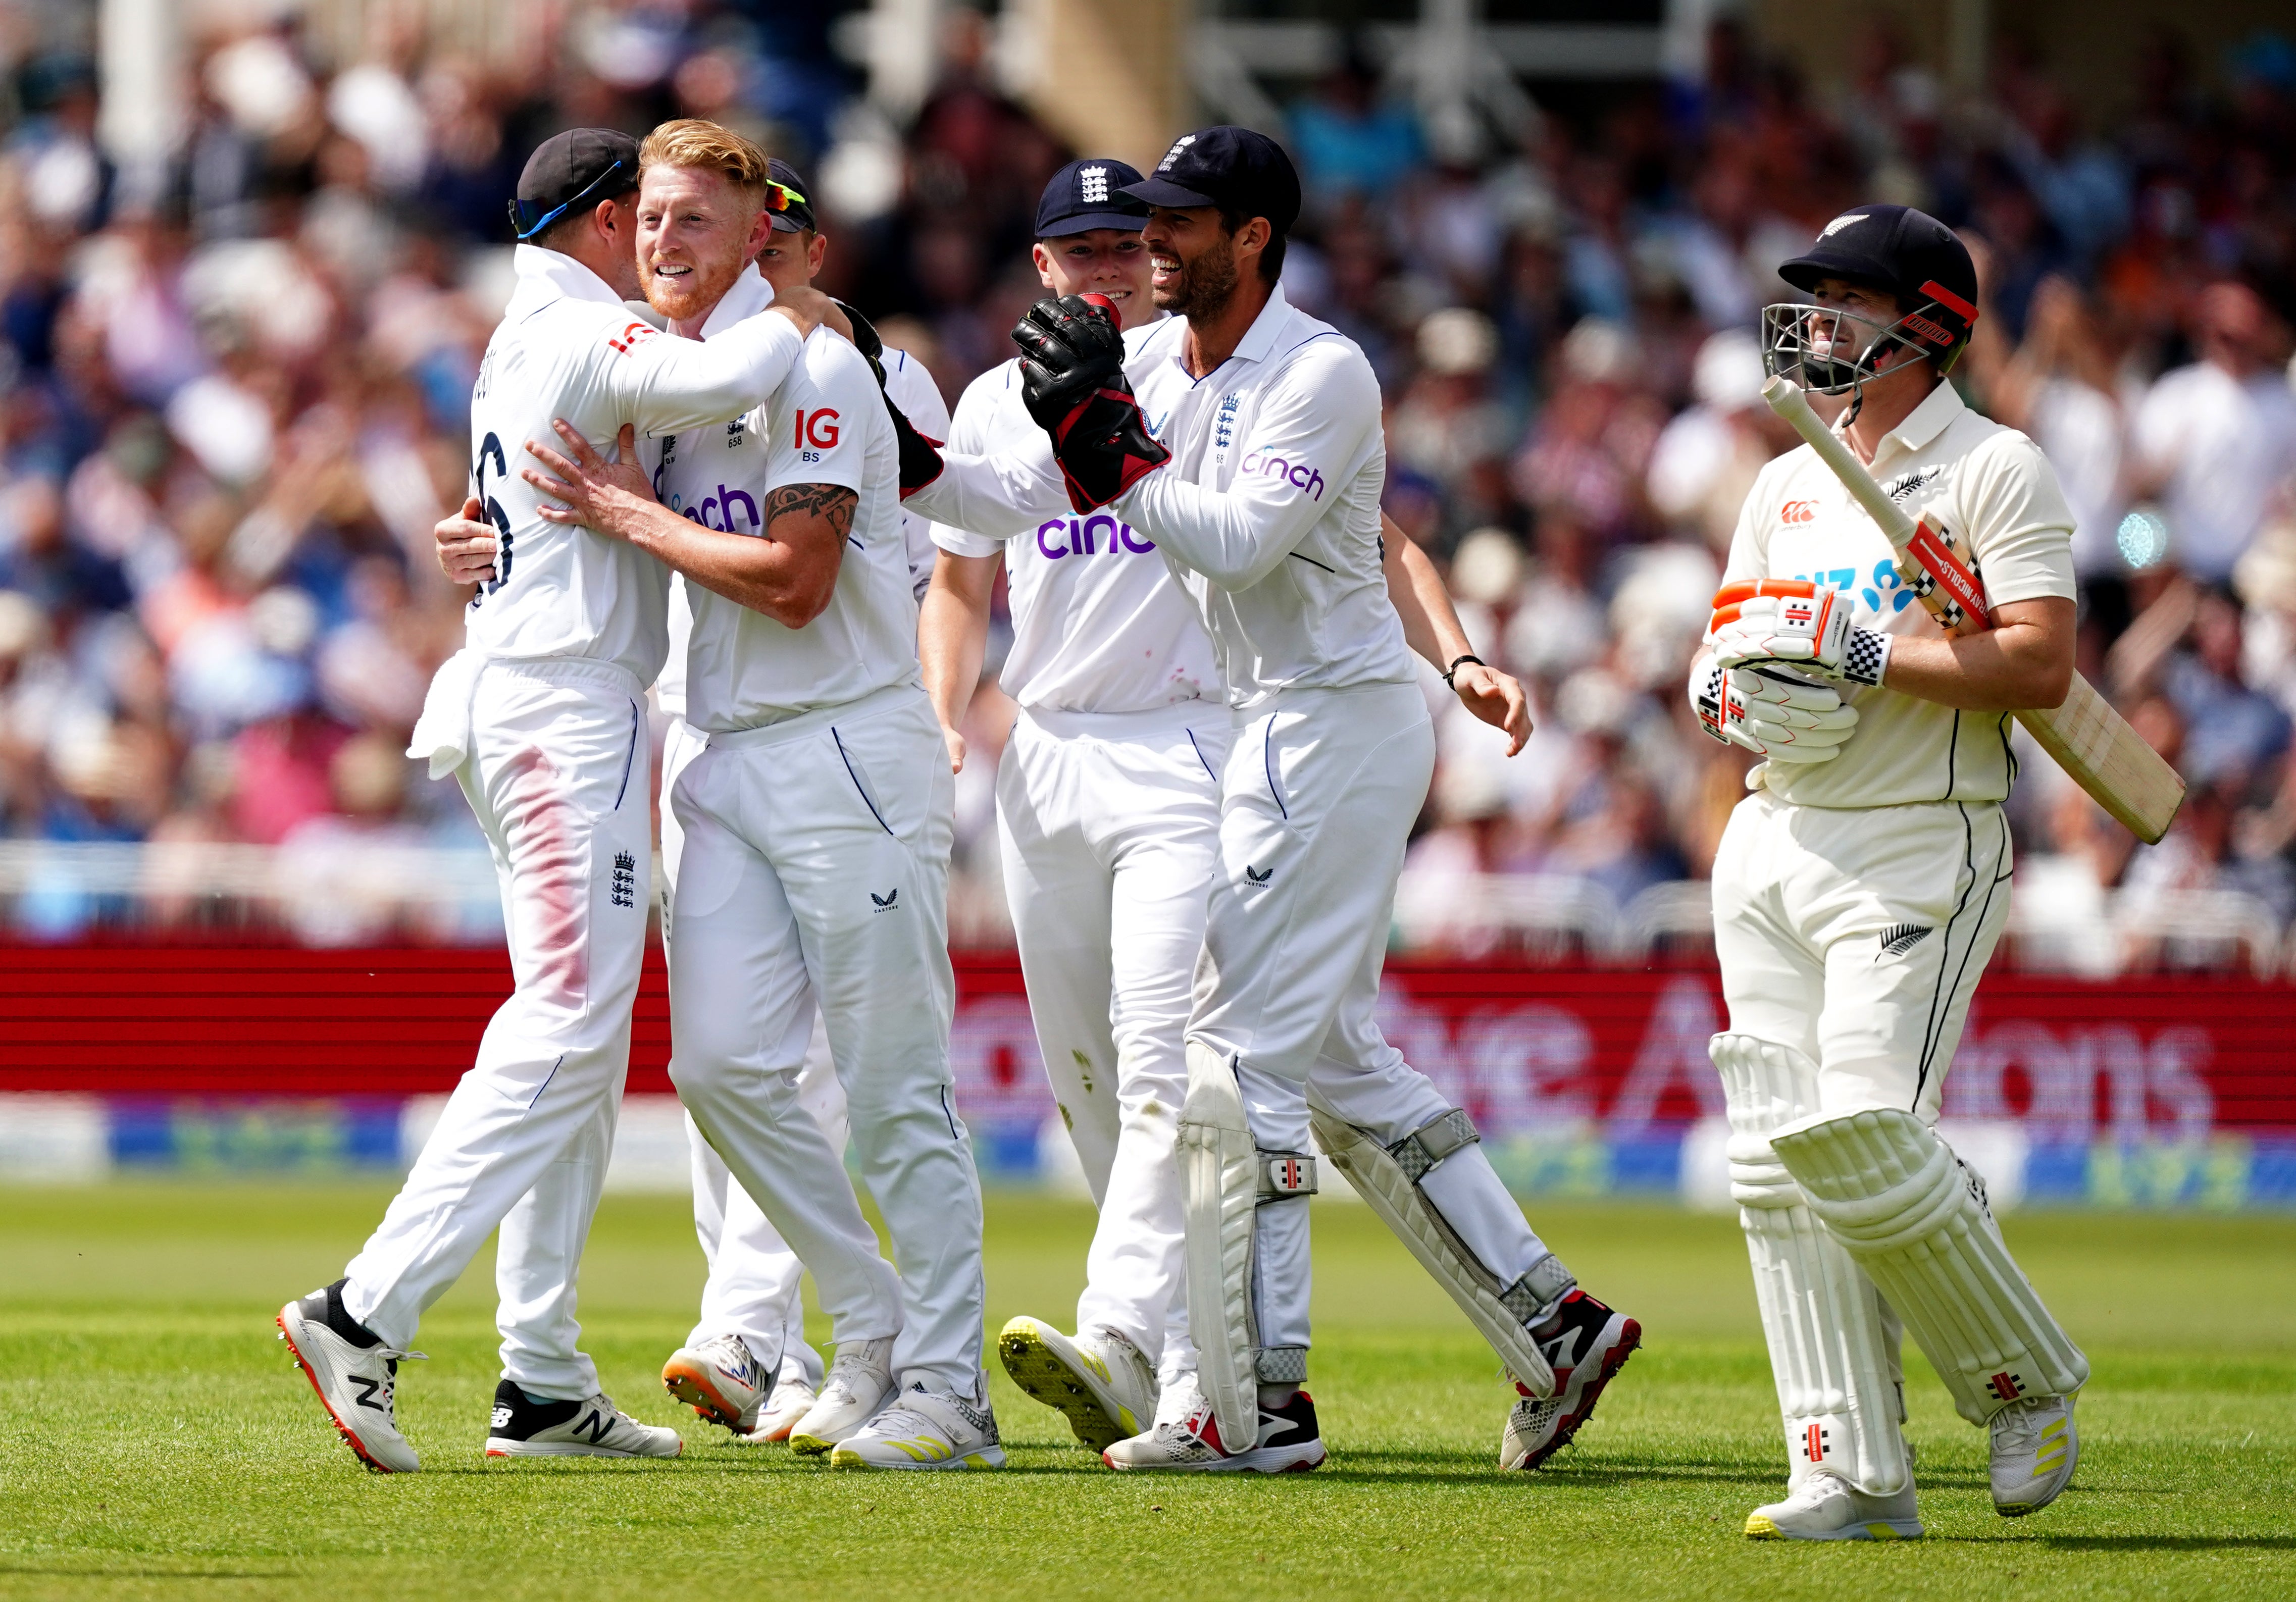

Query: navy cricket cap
[
  {"left": 510, "top": 128, "right": 641, "bottom": 242},
  {"left": 1035, "top": 158, "right": 1149, "bottom": 238},
  {"left": 767, "top": 157, "right": 818, "bottom": 233},
  {"left": 1778, "top": 204, "right": 1978, "bottom": 321},
  {"left": 1124, "top": 127, "right": 1301, "bottom": 235}
]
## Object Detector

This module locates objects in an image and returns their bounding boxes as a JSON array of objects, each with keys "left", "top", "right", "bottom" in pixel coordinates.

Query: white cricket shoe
[
  {"left": 997, "top": 1316, "right": 1157, "bottom": 1451},
  {"left": 1991, "top": 1393, "right": 2078, "bottom": 1516},
  {"left": 1745, "top": 1470, "right": 1924, "bottom": 1541},
  {"left": 786, "top": 1336, "right": 896, "bottom": 1456},
  {"left": 277, "top": 1279, "right": 425, "bottom": 1474},
  {"left": 661, "top": 1334, "right": 769, "bottom": 1434},
  {"left": 830, "top": 1383, "right": 1005, "bottom": 1471},
  {"left": 1102, "top": 1380, "right": 1326, "bottom": 1474},
  {"left": 483, "top": 1380, "right": 683, "bottom": 1458},
  {"left": 744, "top": 1363, "right": 818, "bottom": 1444}
]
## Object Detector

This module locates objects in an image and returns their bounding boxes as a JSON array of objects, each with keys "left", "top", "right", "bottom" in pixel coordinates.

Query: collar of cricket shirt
[
  {"left": 505, "top": 242, "right": 630, "bottom": 322},
  {"left": 1163, "top": 281, "right": 1295, "bottom": 386},
  {"left": 697, "top": 265, "right": 776, "bottom": 341},
  {"left": 1872, "top": 377, "right": 1966, "bottom": 461}
]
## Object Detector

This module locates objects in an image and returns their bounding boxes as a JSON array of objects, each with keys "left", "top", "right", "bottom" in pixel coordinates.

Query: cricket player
[
  {"left": 278, "top": 127, "right": 835, "bottom": 1472},
  {"left": 521, "top": 122, "right": 998, "bottom": 1472},
  {"left": 653, "top": 157, "right": 950, "bottom": 1446},
  {"left": 1695, "top": 204, "right": 2088, "bottom": 1539},
  {"left": 907, "top": 127, "right": 1641, "bottom": 1473}
]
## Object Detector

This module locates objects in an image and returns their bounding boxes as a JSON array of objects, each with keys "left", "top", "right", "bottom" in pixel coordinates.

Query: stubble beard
[
  {"left": 641, "top": 246, "right": 750, "bottom": 326},
  {"left": 1159, "top": 236, "right": 1239, "bottom": 323}
]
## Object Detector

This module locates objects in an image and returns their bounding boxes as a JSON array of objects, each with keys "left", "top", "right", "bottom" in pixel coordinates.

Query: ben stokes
[{"left": 277, "top": 127, "right": 831, "bottom": 1472}]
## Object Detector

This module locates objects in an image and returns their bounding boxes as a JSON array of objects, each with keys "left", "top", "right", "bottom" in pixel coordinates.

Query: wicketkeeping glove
[
  {"left": 833, "top": 298, "right": 944, "bottom": 496},
  {"left": 1011, "top": 294, "right": 1169, "bottom": 513},
  {"left": 1691, "top": 655, "right": 1860, "bottom": 764},
  {"left": 1706, "top": 579, "right": 1891, "bottom": 688}
]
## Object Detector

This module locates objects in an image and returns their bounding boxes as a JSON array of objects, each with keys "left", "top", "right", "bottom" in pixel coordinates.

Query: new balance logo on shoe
[
  {"left": 491, "top": 1404, "right": 513, "bottom": 1428},
  {"left": 871, "top": 889, "right": 898, "bottom": 911},
  {"left": 353, "top": 1377, "right": 387, "bottom": 1412},
  {"left": 575, "top": 1409, "right": 615, "bottom": 1445},
  {"left": 1877, "top": 923, "right": 1931, "bottom": 957}
]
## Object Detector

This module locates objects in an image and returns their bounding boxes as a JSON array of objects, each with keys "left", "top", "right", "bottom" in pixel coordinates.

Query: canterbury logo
[
  {"left": 1244, "top": 865, "right": 1272, "bottom": 885},
  {"left": 871, "top": 889, "right": 898, "bottom": 910},
  {"left": 1779, "top": 499, "right": 1818, "bottom": 524},
  {"left": 1878, "top": 923, "right": 1932, "bottom": 957}
]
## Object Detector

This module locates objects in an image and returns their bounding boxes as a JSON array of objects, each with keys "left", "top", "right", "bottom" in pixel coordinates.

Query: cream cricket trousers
[
  {"left": 662, "top": 714, "right": 842, "bottom": 1385},
  {"left": 1711, "top": 789, "right": 2014, "bottom": 1121},
  {"left": 1186, "top": 682, "right": 1555, "bottom": 1368},
  {"left": 343, "top": 659, "right": 650, "bottom": 1399},
  {"left": 669, "top": 684, "right": 987, "bottom": 1394},
  {"left": 996, "top": 702, "right": 1230, "bottom": 1383}
]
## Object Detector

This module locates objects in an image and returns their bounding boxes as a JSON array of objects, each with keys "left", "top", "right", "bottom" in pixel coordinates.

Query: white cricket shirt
[
  {"left": 461, "top": 245, "right": 805, "bottom": 685},
  {"left": 647, "top": 271, "right": 916, "bottom": 735},
  {"left": 1721, "top": 380, "right": 2078, "bottom": 809},
  {"left": 928, "top": 341, "right": 1220, "bottom": 716},
  {"left": 913, "top": 285, "right": 1409, "bottom": 709},
  {"left": 884, "top": 347, "right": 949, "bottom": 601}
]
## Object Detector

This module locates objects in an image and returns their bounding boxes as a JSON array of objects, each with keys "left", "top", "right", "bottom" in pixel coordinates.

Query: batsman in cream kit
[{"left": 1691, "top": 205, "right": 2091, "bottom": 1539}]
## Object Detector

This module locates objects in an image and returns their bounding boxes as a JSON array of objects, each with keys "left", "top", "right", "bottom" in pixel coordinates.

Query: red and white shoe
[
  {"left": 744, "top": 1368, "right": 818, "bottom": 1444},
  {"left": 1103, "top": 1381, "right": 1326, "bottom": 1474},
  {"left": 1501, "top": 1289, "right": 1641, "bottom": 1470}
]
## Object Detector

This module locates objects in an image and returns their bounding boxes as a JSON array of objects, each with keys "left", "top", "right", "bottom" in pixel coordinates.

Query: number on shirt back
[{"left": 471, "top": 431, "right": 514, "bottom": 602}]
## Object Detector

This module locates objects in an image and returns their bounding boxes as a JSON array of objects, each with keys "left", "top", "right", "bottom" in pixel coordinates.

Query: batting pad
[
  {"left": 1310, "top": 1106, "right": 1557, "bottom": 1399},
  {"left": 1178, "top": 1041, "right": 1262, "bottom": 1454},
  {"left": 1774, "top": 1106, "right": 2089, "bottom": 1426},
  {"left": 1712, "top": 1033, "right": 1910, "bottom": 1494}
]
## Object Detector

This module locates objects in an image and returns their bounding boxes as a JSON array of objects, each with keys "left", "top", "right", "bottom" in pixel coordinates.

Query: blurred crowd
[{"left": 0, "top": 3, "right": 2293, "bottom": 956}]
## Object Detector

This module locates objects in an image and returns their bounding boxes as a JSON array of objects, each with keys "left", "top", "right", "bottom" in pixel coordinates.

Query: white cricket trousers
[
  {"left": 343, "top": 659, "right": 650, "bottom": 1399},
  {"left": 661, "top": 715, "right": 843, "bottom": 1385},
  {"left": 997, "top": 703, "right": 1230, "bottom": 1383},
  {"left": 669, "top": 683, "right": 987, "bottom": 1393},
  {"left": 1711, "top": 789, "right": 2013, "bottom": 1121},
  {"left": 1187, "top": 683, "right": 1555, "bottom": 1366}
]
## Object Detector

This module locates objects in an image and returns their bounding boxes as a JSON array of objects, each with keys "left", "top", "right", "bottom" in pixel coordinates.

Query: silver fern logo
[{"left": 1877, "top": 923, "right": 1932, "bottom": 957}]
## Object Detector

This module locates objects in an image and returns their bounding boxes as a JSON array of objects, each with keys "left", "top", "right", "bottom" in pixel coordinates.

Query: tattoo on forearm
[{"left": 765, "top": 483, "right": 857, "bottom": 542}]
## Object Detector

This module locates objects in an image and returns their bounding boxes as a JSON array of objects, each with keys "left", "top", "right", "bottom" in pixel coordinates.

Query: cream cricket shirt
[
  {"left": 928, "top": 338, "right": 1221, "bottom": 716},
  {"left": 1720, "top": 381, "right": 2078, "bottom": 808},
  {"left": 462, "top": 246, "right": 806, "bottom": 686},
  {"left": 646, "top": 271, "right": 916, "bottom": 735}
]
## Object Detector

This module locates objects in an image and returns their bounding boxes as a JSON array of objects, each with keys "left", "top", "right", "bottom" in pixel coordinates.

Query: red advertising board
[{"left": 1, "top": 945, "right": 2287, "bottom": 1141}]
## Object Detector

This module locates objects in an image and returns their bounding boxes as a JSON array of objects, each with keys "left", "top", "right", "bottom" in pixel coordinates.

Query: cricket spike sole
[
  {"left": 660, "top": 1355, "right": 749, "bottom": 1432},
  {"left": 996, "top": 1319, "right": 1140, "bottom": 1452},
  {"left": 276, "top": 1315, "right": 400, "bottom": 1475}
]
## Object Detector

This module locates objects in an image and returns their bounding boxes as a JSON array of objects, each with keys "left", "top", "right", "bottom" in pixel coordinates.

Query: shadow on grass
[
  {"left": 0, "top": 1566, "right": 296, "bottom": 1580},
  {"left": 2019, "top": 1535, "right": 2296, "bottom": 1553}
]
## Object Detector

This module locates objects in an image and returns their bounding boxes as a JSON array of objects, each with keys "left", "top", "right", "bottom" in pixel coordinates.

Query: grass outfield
[{"left": 2, "top": 1185, "right": 2292, "bottom": 1600}]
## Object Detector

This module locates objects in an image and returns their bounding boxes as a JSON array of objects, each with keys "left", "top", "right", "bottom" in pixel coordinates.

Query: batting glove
[
  {"left": 1012, "top": 294, "right": 1169, "bottom": 513},
  {"left": 1707, "top": 579, "right": 1891, "bottom": 688},
  {"left": 834, "top": 299, "right": 944, "bottom": 496},
  {"left": 1692, "top": 655, "right": 1860, "bottom": 764}
]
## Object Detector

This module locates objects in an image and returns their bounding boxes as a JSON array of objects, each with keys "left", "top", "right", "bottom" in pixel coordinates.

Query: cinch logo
[
  {"left": 1240, "top": 452, "right": 1324, "bottom": 500},
  {"left": 678, "top": 483, "right": 760, "bottom": 532},
  {"left": 1079, "top": 166, "right": 1109, "bottom": 204},
  {"left": 1780, "top": 500, "right": 1818, "bottom": 524},
  {"left": 792, "top": 408, "right": 840, "bottom": 449},
  {"left": 1036, "top": 513, "right": 1155, "bottom": 559}
]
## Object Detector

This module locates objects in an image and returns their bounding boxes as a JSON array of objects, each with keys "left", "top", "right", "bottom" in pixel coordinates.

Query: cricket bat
[{"left": 1761, "top": 375, "right": 2184, "bottom": 844}]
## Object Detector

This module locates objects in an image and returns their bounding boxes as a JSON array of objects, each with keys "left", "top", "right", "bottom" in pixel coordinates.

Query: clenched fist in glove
[
  {"left": 1011, "top": 294, "right": 1169, "bottom": 513},
  {"left": 1706, "top": 579, "right": 1892, "bottom": 688},
  {"left": 834, "top": 299, "right": 944, "bottom": 496},
  {"left": 1691, "top": 653, "right": 1860, "bottom": 764}
]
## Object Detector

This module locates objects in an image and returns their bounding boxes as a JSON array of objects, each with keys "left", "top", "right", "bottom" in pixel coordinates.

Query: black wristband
[{"left": 1442, "top": 654, "right": 1486, "bottom": 687}]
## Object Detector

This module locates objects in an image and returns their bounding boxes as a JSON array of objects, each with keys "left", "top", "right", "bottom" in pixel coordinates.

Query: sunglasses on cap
[
  {"left": 764, "top": 178, "right": 809, "bottom": 218},
  {"left": 508, "top": 159, "right": 633, "bottom": 242}
]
